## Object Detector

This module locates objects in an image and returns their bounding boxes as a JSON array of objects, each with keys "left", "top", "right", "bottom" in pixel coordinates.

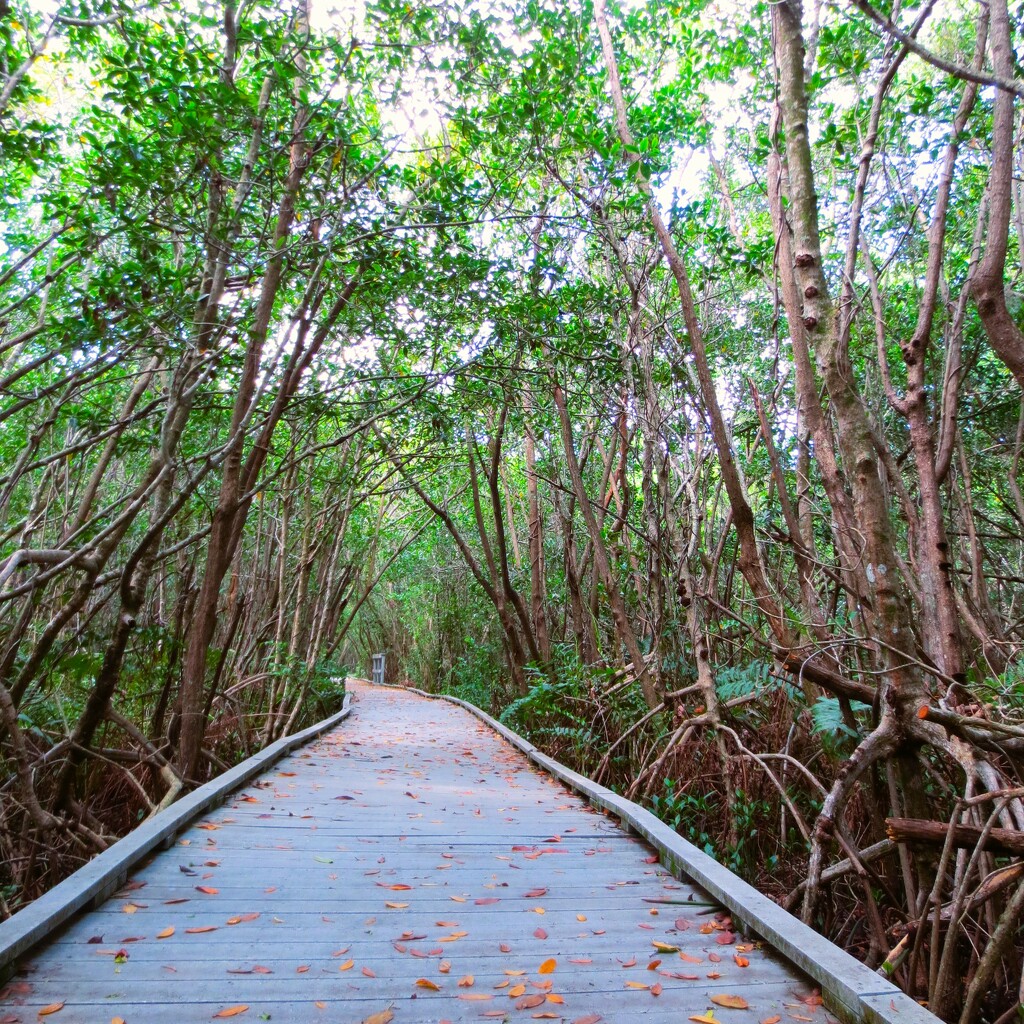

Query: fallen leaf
[
  {"left": 653, "top": 941, "right": 679, "bottom": 953},
  {"left": 38, "top": 1006, "right": 65, "bottom": 1018},
  {"left": 689, "top": 1013, "right": 717, "bottom": 1024},
  {"left": 296, "top": 966, "right": 310, "bottom": 974},
  {"left": 569, "top": 958, "right": 592, "bottom": 965},
  {"left": 516, "top": 995, "right": 546, "bottom": 1009},
  {"left": 679, "top": 952, "right": 704, "bottom": 964},
  {"left": 438, "top": 962, "right": 451, "bottom": 974},
  {"left": 196, "top": 886, "right": 219, "bottom": 895},
  {"left": 475, "top": 897, "right": 500, "bottom": 905},
  {"left": 415, "top": 979, "right": 440, "bottom": 991},
  {"left": 734, "top": 955, "right": 749, "bottom": 968},
  {"left": 185, "top": 926, "right": 218, "bottom": 934},
  {"left": 761, "top": 1017, "right": 782, "bottom": 1024},
  {"left": 112, "top": 1018, "right": 126, "bottom": 1024},
  {"left": 212, "top": 1009, "right": 248, "bottom": 1019},
  {"left": 711, "top": 995, "right": 750, "bottom": 1010},
  {"left": 715, "top": 932, "right": 737, "bottom": 945},
  {"left": 538, "top": 958, "right": 556, "bottom": 975},
  {"left": 651, "top": 983, "right": 663, "bottom": 996},
  {"left": 362, "top": 966, "right": 376, "bottom": 978},
  {"left": 525, "top": 888, "right": 547, "bottom": 897},
  {"left": 499, "top": 942, "right": 512, "bottom": 952},
  {"left": 362, "top": 1012, "right": 394, "bottom": 1024},
  {"left": 458, "top": 975, "right": 474, "bottom": 987},
  {"left": 533, "top": 928, "right": 547, "bottom": 939},
  {"left": 338, "top": 960, "right": 354, "bottom": 971},
  {"left": 385, "top": 902, "right": 409, "bottom": 909},
  {"left": 625, "top": 981, "right": 650, "bottom": 990},
  {"left": 573, "top": 1016, "right": 603, "bottom": 1024},
  {"left": 509, "top": 985, "right": 527, "bottom": 998},
  {"left": 459, "top": 994, "right": 492, "bottom": 1001},
  {"left": 576, "top": 914, "right": 587, "bottom": 922},
  {"left": 157, "top": 926, "right": 175, "bottom": 939}
]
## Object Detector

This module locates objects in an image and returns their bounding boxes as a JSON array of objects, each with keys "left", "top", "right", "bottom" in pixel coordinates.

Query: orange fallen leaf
[
  {"left": 689, "top": 1014, "right": 717, "bottom": 1024},
  {"left": 459, "top": 994, "right": 492, "bottom": 1001},
  {"left": 569, "top": 958, "right": 592, "bottom": 964},
  {"left": 297, "top": 965, "right": 309, "bottom": 973},
  {"left": 385, "top": 902, "right": 408, "bottom": 909},
  {"left": 112, "top": 1018, "right": 126, "bottom": 1024},
  {"left": 625, "top": 981, "right": 650, "bottom": 990},
  {"left": 576, "top": 914, "right": 587, "bottom": 922},
  {"left": 338, "top": 960, "right": 354, "bottom": 971},
  {"left": 547, "top": 994, "right": 565, "bottom": 1004},
  {"left": 157, "top": 926, "right": 175, "bottom": 939},
  {"left": 711, "top": 995, "right": 750, "bottom": 1010},
  {"left": 509, "top": 985, "right": 527, "bottom": 997},
  {"left": 380, "top": 883, "right": 412, "bottom": 891},
  {"left": 415, "top": 979, "right": 440, "bottom": 991},
  {"left": 439, "top": 961, "right": 451, "bottom": 974},
  {"left": 458, "top": 975, "right": 474, "bottom": 987},
  {"left": 499, "top": 942, "right": 512, "bottom": 952},
  {"left": 651, "top": 983, "right": 663, "bottom": 996},
  {"left": 525, "top": 888, "right": 547, "bottom": 897},
  {"left": 362, "top": 966, "right": 376, "bottom": 977},
  {"left": 186, "top": 926, "right": 218, "bottom": 934},
  {"left": 38, "top": 1006, "right": 65, "bottom": 1017},
  {"left": 734, "top": 955, "right": 750, "bottom": 968},
  {"left": 538, "top": 958, "right": 556, "bottom": 975},
  {"left": 679, "top": 952, "right": 704, "bottom": 964},
  {"left": 761, "top": 1017, "right": 782, "bottom": 1024},
  {"left": 314, "top": 1003, "right": 327, "bottom": 1010},
  {"left": 196, "top": 886, "right": 219, "bottom": 895},
  {"left": 533, "top": 928, "right": 547, "bottom": 939},
  {"left": 516, "top": 995, "right": 546, "bottom": 1009},
  {"left": 573, "top": 1016, "right": 603, "bottom": 1024},
  {"left": 362, "top": 1012, "right": 394, "bottom": 1024},
  {"left": 212, "top": 1008, "right": 248, "bottom": 1019}
]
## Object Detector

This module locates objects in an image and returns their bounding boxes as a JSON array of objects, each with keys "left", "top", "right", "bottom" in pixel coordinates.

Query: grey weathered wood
[
  {"left": 1, "top": 681, "right": 928, "bottom": 1024},
  {"left": 0, "top": 692, "right": 352, "bottom": 973},
  {"left": 401, "top": 685, "right": 940, "bottom": 1024}
]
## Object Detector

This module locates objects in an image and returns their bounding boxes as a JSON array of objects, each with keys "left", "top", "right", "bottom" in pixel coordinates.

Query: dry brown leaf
[
  {"left": 156, "top": 927, "right": 175, "bottom": 939},
  {"left": 516, "top": 995, "right": 545, "bottom": 1009},
  {"left": 415, "top": 979, "right": 440, "bottom": 991},
  {"left": 361, "top": 1012, "right": 394, "bottom": 1024},
  {"left": 362, "top": 966, "right": 376, "bottom": 977},
  {"left": 37, "top": 1006, "right": 65, "bottom": 1018},
  {"left": 711, "top": 995, "right": 750, "bottom": 1010},
  {"left": 384, "top": 901, "right": 408, "bottom": 909},
  {"left": 212, "top": 1007, "right": 248, "bottom": 1019},
  {"left": 573, "top": 1016, "right": 602, "bottom": 1024},
  {"left": 761, "top": 1017, "right": 782, "bottom": 1024},
  {"left": 457, "top": 975, "right": 474, "bottom": 987}
]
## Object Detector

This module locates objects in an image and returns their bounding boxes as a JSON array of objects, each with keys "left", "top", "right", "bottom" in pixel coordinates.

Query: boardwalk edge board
[
  {"left": 0, "top": 691, "right": 353, "bottom": 974},
  {"left": 392, "top": 683, "right": 939, "bottom": 1024}
]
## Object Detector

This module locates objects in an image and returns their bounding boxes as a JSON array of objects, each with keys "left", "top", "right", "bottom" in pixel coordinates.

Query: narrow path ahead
[{"left": 2, "top": 682, "right": 827, "bottom": 1024}]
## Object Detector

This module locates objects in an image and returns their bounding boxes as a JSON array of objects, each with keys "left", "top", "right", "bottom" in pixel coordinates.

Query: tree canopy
[{"left": 3, "top": 1, "right": 1024, "bottom": 1020}]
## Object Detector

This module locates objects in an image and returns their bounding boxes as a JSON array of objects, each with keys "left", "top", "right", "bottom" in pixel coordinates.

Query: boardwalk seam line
[
  {"left": 390, "top": 683, "right": 940, "bottom": 1024},
  {"left": 0, "top": 690, "right": 353, "bottom": 974}
]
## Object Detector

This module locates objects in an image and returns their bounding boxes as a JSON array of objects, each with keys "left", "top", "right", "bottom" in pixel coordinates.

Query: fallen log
[{"left": 886, "top": 817, "right": 1024, "bottom": 857}]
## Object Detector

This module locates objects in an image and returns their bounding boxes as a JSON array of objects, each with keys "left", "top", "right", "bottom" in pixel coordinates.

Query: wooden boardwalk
[{"left": 2, "top": 681, "right": 832, "bottom": 1024}]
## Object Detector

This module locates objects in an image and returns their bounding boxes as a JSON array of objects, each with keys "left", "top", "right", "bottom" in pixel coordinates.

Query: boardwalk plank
[{"left": 2, "top": 682, "right": 832, "bottom": 1024}]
